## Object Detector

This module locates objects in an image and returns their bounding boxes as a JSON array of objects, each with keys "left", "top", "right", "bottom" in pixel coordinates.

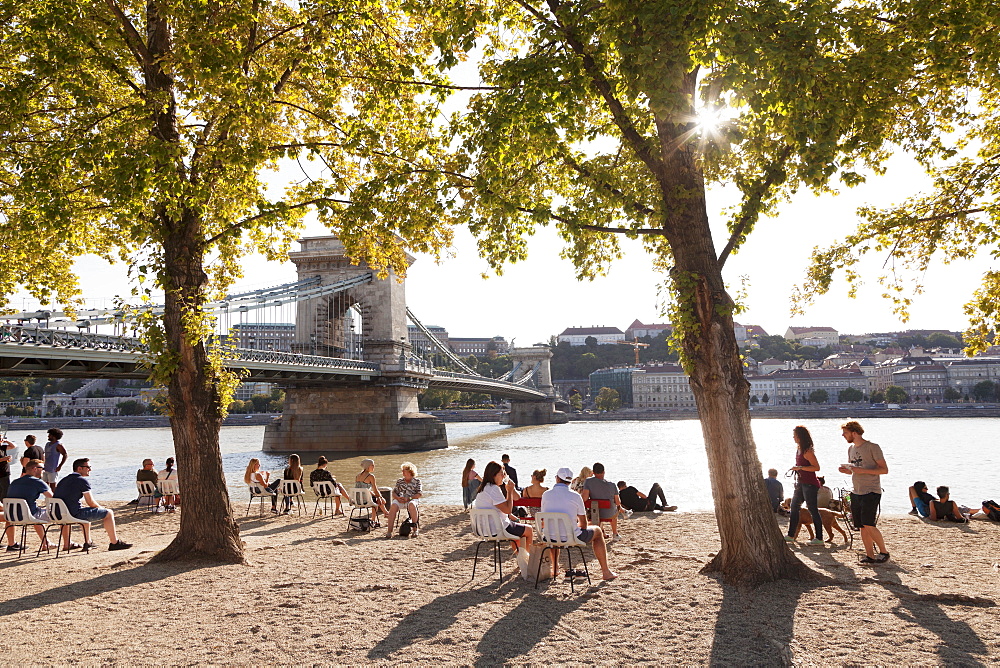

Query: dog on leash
[{"left": 781, "top": 498, "right": 850, "bottom": 544}]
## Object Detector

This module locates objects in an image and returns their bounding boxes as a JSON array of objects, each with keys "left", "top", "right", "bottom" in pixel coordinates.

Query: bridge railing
[
  {"left": 0, "top": 324, "right": 149, "bottom": 352},
  {"left": 431, "top": 369, "right": 544, "bottom": 392},
  {"left": 229, "top": 348, "right": 378, "bottom": 371}
]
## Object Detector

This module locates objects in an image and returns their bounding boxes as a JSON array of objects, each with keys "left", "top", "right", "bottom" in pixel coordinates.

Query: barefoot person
[
  {"left": 838, "top": 421, "right": 889, "bottom": 564},
  {"left": 541, "top": 467, "right": 617, "bottom": 581}
]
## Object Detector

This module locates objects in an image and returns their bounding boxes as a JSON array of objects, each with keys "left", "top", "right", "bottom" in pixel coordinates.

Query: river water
[{"left": 6, "top": 418, "right": 996, "bottom": 514}]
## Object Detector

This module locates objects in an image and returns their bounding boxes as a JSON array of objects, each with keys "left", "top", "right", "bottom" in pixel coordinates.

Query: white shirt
[
  {"left": 473, "top": 483, "right": 510, "bottom": 527},
  {"left": 158, "top": 468, "right": 177, "bottom": 481},
  {"left": 541, "top": 483, "right": 586, "bottom": 538}
]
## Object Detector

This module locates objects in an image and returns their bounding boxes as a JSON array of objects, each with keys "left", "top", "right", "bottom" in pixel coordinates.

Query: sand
[{"left": 0, "top": 500, "right": 997, "bottom": 666}]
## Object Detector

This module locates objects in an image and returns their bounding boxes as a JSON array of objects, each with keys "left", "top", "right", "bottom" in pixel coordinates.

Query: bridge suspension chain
[{"left": 405, "top": 307, "right": 479, "bottom": 376}]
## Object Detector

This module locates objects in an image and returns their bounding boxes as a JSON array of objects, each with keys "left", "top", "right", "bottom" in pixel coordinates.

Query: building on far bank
[
  {"left": 231, "top": 322, "right": 295, "bottom": 352},
  {"left": 589, "top": 366, "right": 635, "bottom": 406},
  {"left": 407, "top": 324, "right": 449, "bottom": 355},
  {"left": 767, "top": 367, "right": 868, "bottom": 405},
  {"left": 631, "top": 363, "right": 696, "bottom": 409},
  {"left": 785, "top": 326, "right": 839, "bottom": 347},
  {"left": 624, "top": 320, "right": 672, "bottom": 340},
  {"left": 449, "top": 336, "right": 510, "bottom": 358},
  {"left": 559, "top": 326, "right": 626, "bottom": 346}
]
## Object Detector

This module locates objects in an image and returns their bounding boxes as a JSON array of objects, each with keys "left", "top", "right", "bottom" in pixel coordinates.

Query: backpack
[
  {"left": 982, "top": 500, "right": 1000, "bottom": 522},
  {"left": 349, "top": 517, "right": 376, "bottom": 532},
  {"left": 398, "top": 517, "right": 414, "bottom": 537}
]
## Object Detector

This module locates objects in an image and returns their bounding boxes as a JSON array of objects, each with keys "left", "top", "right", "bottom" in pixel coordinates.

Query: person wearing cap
[
  {"left": 472, "top": 460, "right": 533, "bottom": 552},
  {"left": 355, "top": 459, "right": 388, "bottom": 518},
  {"left": 540, "top": 467, "right": 617, "bottom": 581}
]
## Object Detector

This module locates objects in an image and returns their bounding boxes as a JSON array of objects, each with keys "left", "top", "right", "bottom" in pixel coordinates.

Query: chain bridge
[{"left": 1, "top": 236, "right": 566, "bottom": 451}]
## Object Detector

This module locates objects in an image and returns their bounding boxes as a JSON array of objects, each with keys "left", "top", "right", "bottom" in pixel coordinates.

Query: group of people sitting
[
  {"left": 464, "top": 456, "right": 677, "bottom": 541},
  {"left": 907, "top": 481, "right": 994, "bottom": 522},
  {"left": 244, "top": 455, "right": 422, "bottom": 538},
  {"left": 135, "top": 457, "right": 180, "bottom": 512}
]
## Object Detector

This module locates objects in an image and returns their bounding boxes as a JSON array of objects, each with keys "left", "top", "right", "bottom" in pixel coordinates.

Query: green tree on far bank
[
  {"left": 808, "top": 389, "right": 829, "bottom": 404},
  {"left": 973, "top": 381, "right": 996, "bottom": 402},
  {"left": 838, "top": 388, "right": 864, "bottom": 403},
  {"left": 595, "top": 387, "right": 621, "bottom": 412},
  {"left": 885, "top": 386, "right": 910, "bottom": 404},
  {"left": 944, "top": 387, "right": 962, "bottom": 402}
]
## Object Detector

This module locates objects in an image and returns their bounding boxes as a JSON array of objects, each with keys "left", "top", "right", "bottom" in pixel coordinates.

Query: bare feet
[{"left": 602, "top": 571, "right": 618, "bottom": 581}]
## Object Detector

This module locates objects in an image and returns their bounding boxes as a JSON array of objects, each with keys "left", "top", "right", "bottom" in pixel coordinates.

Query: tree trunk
[
  {"left": 654, "top": 77, "right": 815, "bottom": 586},
  {"left": 148, "top": 210, "right": 245, "bottom": 564}
]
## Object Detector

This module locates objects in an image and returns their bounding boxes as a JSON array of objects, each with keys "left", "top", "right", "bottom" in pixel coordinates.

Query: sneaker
[
  {"left": 108, "top": 540, "right": 132, "bottom": 551},
  {"left": 612, "top": 533, "right": 621, "bottom": 541},
  {"left": 807, "top": 538, "right": 825, "bottom": 546},
  {"left": 625, "top": 509, "right": 633, "bottom": 517},
  {"left": 783, "top": 535, "right": 795, "bottom": 543},
  {"left": 6, "top": 543, "right": 21, "bottom": 552},
  {"left": 908, "top": 508, "right": 918, "bottom": 516}
]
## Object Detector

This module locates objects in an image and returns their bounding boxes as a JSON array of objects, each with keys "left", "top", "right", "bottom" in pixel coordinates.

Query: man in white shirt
[{"left": 540, "top": 467, "right": 617, "bottom": 581}]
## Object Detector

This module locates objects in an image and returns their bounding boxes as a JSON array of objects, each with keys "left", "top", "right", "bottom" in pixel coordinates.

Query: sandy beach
[{"left": 1, "top": 501, "right": 997, "bottom": 666}]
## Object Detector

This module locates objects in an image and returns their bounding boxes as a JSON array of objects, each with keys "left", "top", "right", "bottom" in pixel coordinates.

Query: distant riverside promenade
[{"left": 0, "top": 414, "right": 279, "bottom": 430}]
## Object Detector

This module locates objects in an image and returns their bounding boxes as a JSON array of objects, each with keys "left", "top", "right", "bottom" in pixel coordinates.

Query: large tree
[
  {"left": 429, "top": 0, "right": 974, "bottom": 584},
  {"left": 0, "top": 0, "right": 461, "bottom": 562}
]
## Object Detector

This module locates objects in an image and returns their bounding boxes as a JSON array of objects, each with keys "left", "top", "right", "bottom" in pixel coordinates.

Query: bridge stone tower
[
  {"left": 502, "top": 346, "right": 568, "bottom": 426},
  {"left": 262, "top": 236, "right": 447, "bottom": 452}
]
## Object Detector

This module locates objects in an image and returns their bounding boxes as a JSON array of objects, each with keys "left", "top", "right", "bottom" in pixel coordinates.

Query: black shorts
[
  {"left": 506, "top": 522, "right": 529, "bottom": 537},
  {"left": 852, "top": 492, "right": 881, "bottom": 529}
]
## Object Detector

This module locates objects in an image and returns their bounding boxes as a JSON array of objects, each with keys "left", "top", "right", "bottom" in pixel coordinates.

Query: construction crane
[{"left": 618, "top": 337, "right": 650, "bottom": 365}]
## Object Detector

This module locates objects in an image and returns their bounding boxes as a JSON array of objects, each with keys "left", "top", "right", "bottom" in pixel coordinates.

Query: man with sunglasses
[
  {"left": 55, "top": 458, "right": 131, "bottom": 551},
  {"left": 4, "top": 459, "right": 53, "bottom": 552}
]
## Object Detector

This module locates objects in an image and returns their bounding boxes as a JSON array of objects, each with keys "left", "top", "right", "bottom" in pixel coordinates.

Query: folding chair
[
  {"left": 469, "top": 508, "right": 521, "bottom": 581},
  {"left": 3, "top": 497, "right": 50, "bottom": 558},
  {"left": 134, "top": 480, "right": 159, "bottom": 514},
  {"left": 44, "top": 498, "right": 91, "bottom": 558},
  {"left": 279, "top": 480, "right": 305, "bottom": 516},
  {"left": 534, "top": 511, "right": 592, "bottom": 593}
]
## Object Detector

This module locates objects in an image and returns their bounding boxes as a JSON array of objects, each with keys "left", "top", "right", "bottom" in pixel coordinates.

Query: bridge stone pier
[
  {"left": 501, "top": 346, "right": 568, "bottom": 426},
  {"left": 262, "top": 237, "right": 447, "bottom": 453}
]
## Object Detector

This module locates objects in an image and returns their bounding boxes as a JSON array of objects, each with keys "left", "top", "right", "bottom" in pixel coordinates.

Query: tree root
[
  {"left": 700, "top": 552, "right": 831, "bottom": 587},
  {"left": 148, "top": 536, "right": 246, "bottom": 565}
]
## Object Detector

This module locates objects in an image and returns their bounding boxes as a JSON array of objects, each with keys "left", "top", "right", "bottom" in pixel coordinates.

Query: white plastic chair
[
  {"left": 158, "top": 478, "right": 180, "bottom": 510},
  {"left": 312, "top": 481, "right": 340, "bottom": 517},
  {"left": 534, "top": 512, "right": 592, "bottom": 592},
  {"left": 3, "top": 497, "right": 50, "bottom": 559},
  {"left": 246, "top": 482, "right": 275, "bottom": 517},
  {"left": 279, "top": 479, "right": 305, "bottom": 516},
  {"left": 469, "top": 508, "right": 522, "bottom": 581},
  {"left": 44, "top": 497, "right": 91, "bottom": 558},
  {"left": 347, "top": 487, "right": 380, "bottom": 531},
  {"left": 134, "top": 480, "right": 159, "bottom": 515}
]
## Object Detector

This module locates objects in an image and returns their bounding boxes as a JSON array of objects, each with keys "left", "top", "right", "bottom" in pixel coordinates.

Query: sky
[{"left": 23, "top": 149, "right": 990, "bottom": 348}]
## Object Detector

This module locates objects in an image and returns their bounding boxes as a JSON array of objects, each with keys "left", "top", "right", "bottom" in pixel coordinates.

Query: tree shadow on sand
[{"left": 368, "top": 578, "right": 590, "bottom": 664}]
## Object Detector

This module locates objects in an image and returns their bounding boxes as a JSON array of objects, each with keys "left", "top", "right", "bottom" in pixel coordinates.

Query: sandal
[
  {"left": 65, "top": 542, "right": 83, "bottom": 551},
  {"left": 874, "top": 552, "right": 890, "bottom": 563},
  {"left": 858, "top": 554, "right": 879, "bottom": 564}
]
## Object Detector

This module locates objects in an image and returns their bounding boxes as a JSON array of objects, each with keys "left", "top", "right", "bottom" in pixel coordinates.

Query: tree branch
[
  {"left": 101, "top": 0, "right": 150, "bottom": 68},
  {"left": 204, "top": 197, "right": 353, "bottom": 246},
  {"left": 561, "top": 152, "right": 656, "bottom": 217},
  {"left": 717, "top": 145, "right": 793, "bottom": 269},
  {"left": 573, "top": 224, "right": 666, "bottom": 235}
]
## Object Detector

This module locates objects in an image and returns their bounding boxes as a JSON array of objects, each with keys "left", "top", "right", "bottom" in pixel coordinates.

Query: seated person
[
  {"left": 4, "top": 459, "right": 52, "bottom": 552},
  {"left": 158, "top": 457, "right": 179, "bottom": 510},
  {"left": 581, "top": 463, "right": 622, "bottom": 539},
  {"left": 540, "top": 467, "right": 617, "bottom": 581},
  {"left": 617, "top": 480, "right": 677, "bottom": 512},
  {"left": 816, "top": 476, "right": 834, "bottom": 509},
  {"left": 473, "top": 461, "right": 532, "bottom": 553},
  {"left": 245, "top": 458, "right": 281, "bottom": 512},
  {"left": 55, "top": 458, "right": 132, "bottom": 550},
  {"left": 136, "top": 459, "right": 162, "bottom": 510},
  {"left": 309, "top": 456, "right": 347, "bottom": 515},
  {"left": 908, "top": 480, "right": 935, "bottom": 517},
  {"left": 929, "top": 486, "right": 971, "bottom": 523},
  {"left": 384, "top": 462, "right": 421, "bottom": 538},
  {"left": 763, "top": 469, "right": 783, "bottom": 513},
  {"left": 521, "top": 469, "right": 549, "bottom": 499}
]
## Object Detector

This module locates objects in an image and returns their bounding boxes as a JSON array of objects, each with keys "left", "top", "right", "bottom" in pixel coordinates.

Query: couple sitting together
[
  {"left": 908, "top": 481, "right": 983, "bottom": 522},
  {"left": 473, "top": 461, "right": 617, "bottom": 580}
]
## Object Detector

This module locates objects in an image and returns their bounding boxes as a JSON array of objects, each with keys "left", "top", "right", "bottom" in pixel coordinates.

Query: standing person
[
  {"left": 501, "top": 454, "right": 519, "bottom": 490},
  {"left": 54, "top": 458, "right": 132, "bottom": 551},
  {"left": 838, "top": 420, "right": 890, "bottom": 564},
  {"left": 21, "top": 434, "right": 42, "bottom": 467},
  {"left": 541, "top": 467, "right": 617, "bottom": 580},
  {"left": 461, "top": 459, "right": 481, "bottom": 511},
  {"left": 0, "top": 435, "right": 17, "bottom": 502},
  {"left": 763, "top": 468, "right": 784, "bottom": 514},
  {"left": 41, "top": 428, "right": 67, "bottom": 492},
  {"left": 581, "top": 463, "right": 623, "bottom": 540},
  {"left": 785, "top": 426, "right": 824, "bottom": 546}
]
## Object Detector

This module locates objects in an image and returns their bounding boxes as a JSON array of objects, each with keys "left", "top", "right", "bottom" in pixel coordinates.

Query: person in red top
[{"left": 785, "top": 425, "right": 824, "bottom": 545}]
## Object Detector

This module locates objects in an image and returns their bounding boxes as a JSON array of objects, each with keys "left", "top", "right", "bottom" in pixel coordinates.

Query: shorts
[
  {"left": 73, "top": 506, "right": 110, "bottom": 522},
  {"left": 391, "top": 499, "right": 417, "bottom": 509},
  {"left": 505, "top": 522, "right": 529, "bottom": 537},
  {"left": 41, "top": 470, "right": 58, "bottom": 484},
  {"left": 851, "top": 492, "right": 881, "bottom": 529},
  {"left": 578, "top": 528, "right": 596, "bottom": 543}
]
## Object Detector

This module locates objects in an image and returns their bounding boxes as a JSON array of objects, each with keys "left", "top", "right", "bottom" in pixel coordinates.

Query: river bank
[{"left": 0, "top": 504, "right": 996, "bottom": 665}]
